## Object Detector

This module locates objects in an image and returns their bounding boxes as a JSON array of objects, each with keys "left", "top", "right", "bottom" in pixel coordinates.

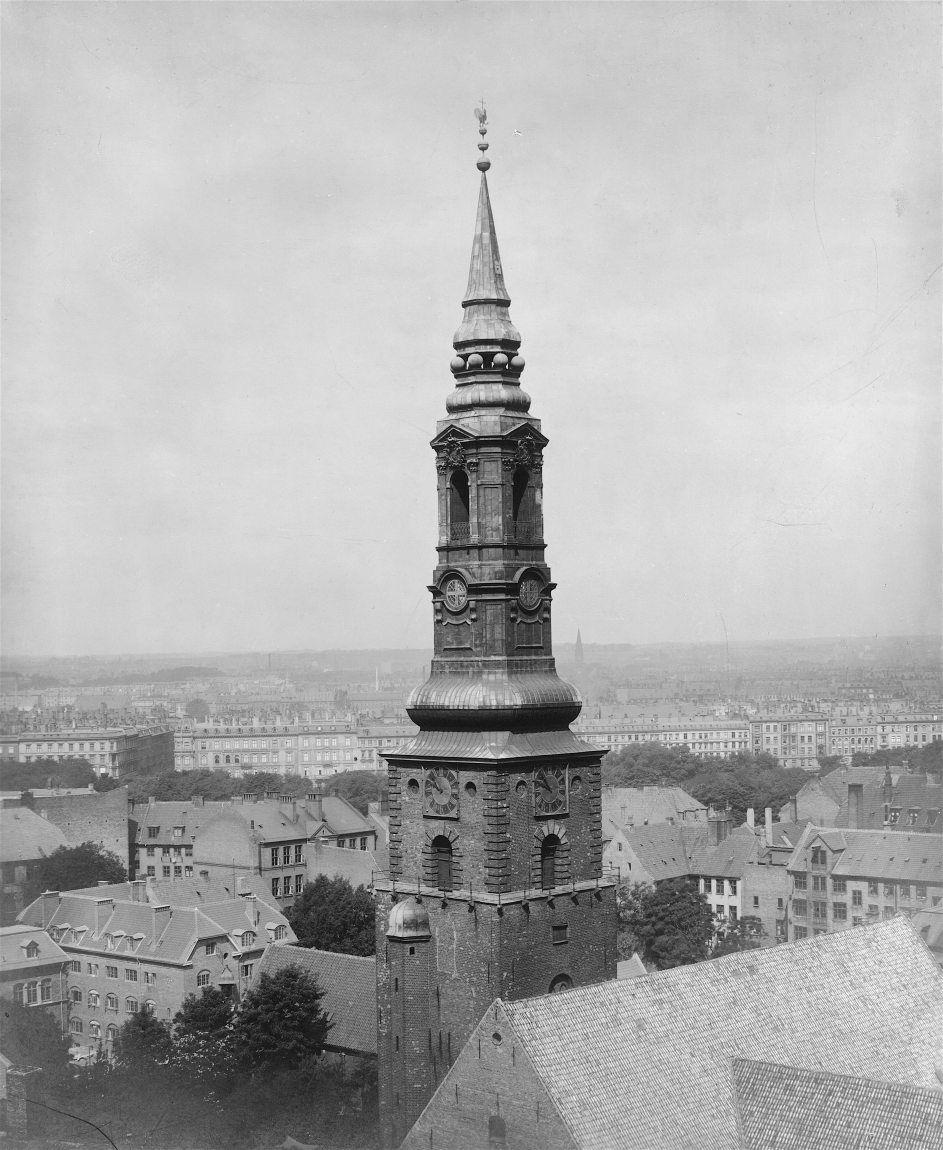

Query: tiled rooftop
[
  {"left": 500, "top": 918, "right": 940, "bottom": 1150},
  {"left": 786, "top": 826, "right": 943, "bottom": 882},
  {"left": 0, "top": 924, "right": 68, "bottom": 970},
  {"left": 256, "top": 943, "right": 376, "bottom": 1055},
  {"left": 0, "top": 806, "right": 68, "bottom": 863},
  {"left": 732, "top": 1058, "right": 943, "bottom": 1150}
]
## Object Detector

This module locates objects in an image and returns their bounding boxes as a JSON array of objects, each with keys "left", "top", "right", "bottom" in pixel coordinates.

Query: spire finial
[{"left": 475, "top": 102, "right": 490, "bottom": 172}]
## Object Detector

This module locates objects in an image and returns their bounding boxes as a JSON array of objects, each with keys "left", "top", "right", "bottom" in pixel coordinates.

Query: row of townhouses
[
  {"left": 1, "top": 724, "right": 174, "bottom": 776},
  {"left": 575, "top": 713, "right": 941, "bottom": 769}
]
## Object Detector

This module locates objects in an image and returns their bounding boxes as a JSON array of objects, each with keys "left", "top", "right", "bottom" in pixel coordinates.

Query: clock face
[
  {"left": 424, "top": 768, "right": 460, "bottom": 818},
  {"left": 519, "top": 576, "right": 542, "bottom": 611},
  {"left": 443, "top": 577, "right": 468, "bottom": 612},
  {"left": 534, "top": 766, "right": 568, "bottom": 816}
]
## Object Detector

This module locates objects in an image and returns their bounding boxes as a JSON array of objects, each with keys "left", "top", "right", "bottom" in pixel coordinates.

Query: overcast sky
[{"left": 2, "top": 1, "right": 940, "bottom": 659}]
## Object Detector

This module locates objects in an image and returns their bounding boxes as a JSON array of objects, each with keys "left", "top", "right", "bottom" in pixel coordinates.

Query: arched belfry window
[
  {"left": 541, "top": 834, "right": 560, "bottom": 890},
  {"left": 449, "top": 471, "right": 470, "bottom": 542},
  {"left": 431, "top": 835, "right": 454, "bottom": 892},
  {"left": 549, "top": 974, "right": 573, "bottom": 994}
]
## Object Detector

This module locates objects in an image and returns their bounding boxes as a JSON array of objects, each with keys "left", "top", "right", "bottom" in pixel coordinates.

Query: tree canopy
[
  {"left": 35, "top": 841, "right": 127, "bottom": 895},
  {"left": 603, "top": 744, "right": 809, "bottom": 824},
  {"left": 0, "top": 756, "right": 96, "bottom": 791},
  {"left": 0, "top": 998, "right": 72, "bottom": 1086},
  {"left": 287, "top": 875, "right": 375, "bottom": 956},
  {"left": 231, "top": 966, "right": 332, "bottom": 1073},
  {"left": 111, "top": 1005, "right": 173, "bottom": 1072},
  {"left": 618, "top": 879, "right": 714, "bottom": 969}
]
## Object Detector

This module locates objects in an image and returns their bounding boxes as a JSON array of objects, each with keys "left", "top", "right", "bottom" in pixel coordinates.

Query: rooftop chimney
[
  {"left": 94, "top": 898, "right": 115, "bottom": 934},
  {"left": 40, "top": 890, "right": 61, "bottom": 928},
  {"left": 129, "top": 879, "right": 147, "bottom": 903},
  {"left": 152, "top": 905, "right": 172, "bottom": 939},
  {"left": 847, "top": 782, "right": 864, "bottom": 830},
  {"left": 192, "top": 794, "right": 204, "bottom": 807},
  {"left": 746, "top": 808, "right": 755, "bottom": 829},
  {"left": 306, "top": 791, "right": 324, "bottom": 821},
  {"left": 765, "top": 807, "right": 773, "bottom": 846}
]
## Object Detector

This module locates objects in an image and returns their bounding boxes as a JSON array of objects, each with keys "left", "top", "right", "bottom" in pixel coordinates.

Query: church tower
[{"left": 376, "top": 112, "right": 617, "bottom": 1147}]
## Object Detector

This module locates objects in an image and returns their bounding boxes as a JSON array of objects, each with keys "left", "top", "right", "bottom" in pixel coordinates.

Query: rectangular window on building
[
  {"left": 831, "top": 878, "right": 846, "bottom": 894},
  {"left": 833, "top": 903, "right": 847, "bottom": 921},
  {"left": 205, "top": 942, "right": 216, "bottom": 956},
  {"left": 294, "top": 844, "right": 303, "bottom": 863},
  {"left": 793, "top": 899, "right": 807, "bottom": 917},
  {"left": 899, "top": 883, "right": 911, "bottom": 900},
  {"left": 125, "top": 969, "right": 138, "bottom": 982},
  {"left": 776, "top": 897, "right": 784, "bottom": 910},
  {"left": 852, "top": 890, "right": 862, "bottom": 907},
  {"left": 868, "top": 904, "right": 879, "bottom": 917},
  {"left": 917, "top": 884, "right": 927, "bottom": 899},
  {"left": 812, "top": 901, "right": 827, "bottom": 921},
  {"left": 752, "top": 895, "right": 759, "bottom": 908},
  {"left": 282, "top": 846, "right": 291, "bottom": 866},
  {"left": 794, "top": 926, "right": 808, "bottom": 940},
  {"left": 868, "top": 881, "right": 879, "bottom": 896},
  {"left": 794, "top": 874, "right": 807, "bottom": 890},
  {"left": 295, "top": 874, "right": 303, "bottom": 894},
  {"left": 87, "top": 962, "right": 98, "bottom": 975},
  {"left": 162, "top": 866, "right": 171, "bottom": 877},
  {"left": 812, "top": 875, "right": 826, "bottom": 892},
  {"left": 270, "top": 849, "right": 279, "bottom": 867},
  {"left": 883, "top": 884, "right": 894, "bottom": 898},
  {"left": 147, "top": 827, "right": 159, "bottom": 838},
  {"left": 272, "top": 878, "right": 280, "bottom": 898},
  {"left": 552, "top": 924, "right": 569, "bottom": 944},
  {"left": 106, "top": 965, "right": 118, "bottom": 979},
  {"left": 241, "top": 963, "right": 254, "bottom": 979}
]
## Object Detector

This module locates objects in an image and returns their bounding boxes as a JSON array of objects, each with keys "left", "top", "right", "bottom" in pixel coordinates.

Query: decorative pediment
[
  {"left": 432, "top": 426, "right": 478, "bottom": 473},
  {"left": 502, "top": 425, "right": 547, "bottom": 472}
]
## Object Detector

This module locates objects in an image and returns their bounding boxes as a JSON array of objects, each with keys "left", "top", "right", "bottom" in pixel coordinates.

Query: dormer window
[
  {"left": 241, "top": 931, "right": 256, "bottom": 948},
  {"left": 25, "top": 941, "right": 40, "bottom": 958}
]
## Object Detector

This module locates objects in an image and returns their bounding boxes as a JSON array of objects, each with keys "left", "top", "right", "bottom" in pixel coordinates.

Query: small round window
[
  {"left": 515, "top": 781, "right": 527, "bottom": 796},
  {"left": 465, "top": 781, "right": 477, "bottom": 797},
  {"left": 491, "top": 1030, "right": 503, "bottom": 1046},
  {"left": 571, "top": 775, "right": 582, "bottom": 793},
  {"left": 406, "top": 778, "right": 420, "bottom": 796}
]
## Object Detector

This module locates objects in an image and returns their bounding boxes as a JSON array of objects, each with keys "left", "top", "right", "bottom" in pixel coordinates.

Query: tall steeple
[{"left": 375, "top": 111, "right": 616, "bottom": 1148}]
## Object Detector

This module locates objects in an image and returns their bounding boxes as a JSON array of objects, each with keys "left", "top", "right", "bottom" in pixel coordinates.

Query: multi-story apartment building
[
  {"left": 749, "top": 716, "right": 829, "bottom": 770},
  {"left": 784, "top": 826, "right": 943, "bottom": 942},
  {"left": 130, "top": 791, "right": 378, "bottom": 908},
  {"left": 827, "top": 719, "right": 879, "bottom": 758},
  {"left": 2, "top": 723, "right": 173, "bottom": 777},
  {"left": 576, "top": 719, "right": 751, "bottom": 759},
  {"left": 18, "top": 877, "right": 294, "bottom": 1053},
  {"left": 171, "top": 719, "right": 416, "bottom": 775},
  {"left": 0, "top": 924, "right": 70, "bottom": 1031},
  {"left": 604, "top": 809, "right": 790, "bottom": 945}
]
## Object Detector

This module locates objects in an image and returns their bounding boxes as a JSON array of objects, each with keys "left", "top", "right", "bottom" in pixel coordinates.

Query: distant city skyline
[{"left": 3, "top": 2, "right": 940, "bottom": 658}]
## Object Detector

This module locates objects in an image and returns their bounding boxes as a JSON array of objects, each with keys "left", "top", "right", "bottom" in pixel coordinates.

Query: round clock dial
[
  {"left": 424, "top": 768, "right": 460, "bottom": 818},
  {"left": 519, "top": 576, "right": 542, "bottom": 611},
  {"left": 534, "top": 766, "right": 568, "bottom": 815},
  {"left": 443, "top": 577, "right": 468, "bottom": 612}
]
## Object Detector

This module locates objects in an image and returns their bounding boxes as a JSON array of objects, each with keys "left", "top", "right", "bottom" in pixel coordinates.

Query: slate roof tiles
[
  {"left": 499, "top": 918, "right": 941, "bottom": 1150},
  {"left": 732, "top": 1058, "right": 943, "bottom": 1150}
]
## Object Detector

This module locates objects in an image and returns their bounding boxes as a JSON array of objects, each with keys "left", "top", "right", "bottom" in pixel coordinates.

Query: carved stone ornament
[
  {"left": 502, "top": 432, "right": 543, "bottom": 473},
  {"left": 436, "top": 434, "right": 477, "bottom": 472}
]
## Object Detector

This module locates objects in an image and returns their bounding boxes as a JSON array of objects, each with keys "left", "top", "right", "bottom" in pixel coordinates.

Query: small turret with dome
[{"left": 386, "top": 897, "right": 431, "bottom": 941}]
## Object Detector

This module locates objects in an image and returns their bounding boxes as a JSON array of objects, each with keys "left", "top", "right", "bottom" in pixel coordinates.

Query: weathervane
[{"left": 475, "top": 101, "right": 490, "bottom": 172}]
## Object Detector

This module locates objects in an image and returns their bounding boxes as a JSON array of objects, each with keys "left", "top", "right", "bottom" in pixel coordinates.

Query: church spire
[{"left": 452, "top": 105, "right": 522, "bottom": 355}]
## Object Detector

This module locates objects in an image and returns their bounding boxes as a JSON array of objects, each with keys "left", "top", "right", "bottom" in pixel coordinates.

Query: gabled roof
[
  {"left": 603, "top": 785, "right": 707, "bottom": 828},
  {"left": 732, "top": 1058, "right": 943, "bottom": 1150},
  {"left": 319, "top": 796, "right": 375, "bottom": 836},
  {"left": 497, "top": 919, "right": 940, "bottom": 1150},
  {"left": 256, "top": 943, "right": 376, "bottom": 1055},
  {"left": 0, "top": 806, "right": 68, "bottom": 863},
  {"left": 618, "top": 824, "right": 690, "bottom": 882},
  {"left": 786, "top": 825, "right": 943, "bottom": 883},
  {"left": 307, "top": 842, "right": 379, "bottom": 889},
  {"left": 683, "top": 825, "right": 759, "bottom": 878},
  {"left": 18, "top": 886, "right": 292, "bottom": 965},
  {"left": 0, "top": 924, "right": 68, "bottom": 971}
]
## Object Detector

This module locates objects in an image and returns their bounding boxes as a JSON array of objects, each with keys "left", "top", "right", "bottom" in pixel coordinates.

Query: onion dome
[
  {"left": 387, "top": 896, "right": 431, "bottom": 941},
  {"left": 407, "top": 670, "right": 582, "bottom": 731}
]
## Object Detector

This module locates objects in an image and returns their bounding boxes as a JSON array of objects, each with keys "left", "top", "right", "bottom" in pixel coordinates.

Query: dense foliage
[
  {"left": 34, "top": 842, "right": 127, "bottom": 895},
  {"left": 603, "top": 744, "right": 809, "bottom": 823},
  {"left": 287, "top": 875, "right": 376, "bottom": 956},
  {"left": 13, "top": 969, "right": 374, "bottom": 1149},
  {"left": 0, "top": 998, "right": 72, "bottom": 1090},
  {"left": 618, "top": 879, "right": 715, "bottom": 969},
  {"left": 0, "top": 757, "right": 96, "bottom": 791},
  {"left": 121, "top": 766, "right": 388, "bottom": 813},
  {"left": 851, "top": 741, "right": 942, "bottom": 774}
]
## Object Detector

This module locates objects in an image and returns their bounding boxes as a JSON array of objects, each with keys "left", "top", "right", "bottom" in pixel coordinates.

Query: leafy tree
[
  {"left": 111, "top": 1006, "right": 173, "bottom": 1072},
  {"left": 0, "top": 998, "right": 72, "bottom": 1086},
  {"left": 816, "top": 754, "right": 845, "bottom": 776},
  {"left": 230, "top": 966, "right": 331, "bottom": 1074},
  {"left": 288, "top": 876, "right": 375, "bottom": 956},
  {"left": 35, "top": 841, "right": 126, "bottom": 894},
  {"left": 326, "top": 769, "right": 388, "bottom": 815},
  {"left": 173, "top": 986, "right": 233, "bottom": 1036},
  {"left": 617, "top": 879, "right": 714, "bottom": 969},
  {"left": 710, "top": 914, "right": 765, "bottom": 958},
  {"left": 0, "top": 757, "right": 95, "bottom": 791}
]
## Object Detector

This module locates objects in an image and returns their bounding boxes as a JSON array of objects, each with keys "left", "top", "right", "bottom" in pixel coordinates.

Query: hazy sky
[{"left": 2, "top": 1, "right": 940, "bottom": 658}]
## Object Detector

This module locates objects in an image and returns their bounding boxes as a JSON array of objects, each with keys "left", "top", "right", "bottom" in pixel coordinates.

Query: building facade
[
  {"left": 18, "top": 878, "right": 294, "bottom": 1054},
  {"left": 0, "top": 924, "right": 70, "bottom": 1032},
  {"left": 784, "top": 825, "right": 943, "bottom": 941},
  {"left": 3, "top": 724, "right": 173, "bottom": 778},
  {"left": 171, "top": 718, "right": 416, "bottom": 774},
  {"left": 375, "top": 122, "right": 617, "bottom": 1147}
]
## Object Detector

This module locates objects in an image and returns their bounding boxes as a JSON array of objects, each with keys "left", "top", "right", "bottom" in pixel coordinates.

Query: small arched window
[
  {"left": 89, "top": 1021, "right": 101, "bottom": 1040},
  {"left": 105, "top": 993, "right": 118, "bottom": 1011},
  {"left": 488, "top": 1115, "right": 507, "bottom": 1147},
  {"left": 197, "top": 970, "right": 211, "bottom": 987},
  {"left": 549, "top": 974, "right": 573, "bottom": 994},
  {"left": 541, "top": 834, "right": 560, "bottom": 890},
  {"left": 13, "top": 983, "right": 23, "bottom": 1005},
  {"left": 69, "top": 1017, "right": 83, "bottom": 1034},
  {"left": 449, "top": 470, "right": 470, "bottom": 541},
  {"left": 431, "top": 835, "right": 454, "bottom": 892},
  {"left": 125, "top": 997, "right": 139, "bottom": 1014},
  {"left": 106, "top": 1024, "right": 118, "bottom": 1042}
]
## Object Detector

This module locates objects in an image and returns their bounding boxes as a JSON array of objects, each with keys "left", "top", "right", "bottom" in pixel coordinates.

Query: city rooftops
[{"left": 786, "top": 825, "right": 943, "bottom": 883}]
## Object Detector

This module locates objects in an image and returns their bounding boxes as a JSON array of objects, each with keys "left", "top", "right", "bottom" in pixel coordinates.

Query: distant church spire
[{"left": 575, "top": 628, "right": 584, "bottom": 664}]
